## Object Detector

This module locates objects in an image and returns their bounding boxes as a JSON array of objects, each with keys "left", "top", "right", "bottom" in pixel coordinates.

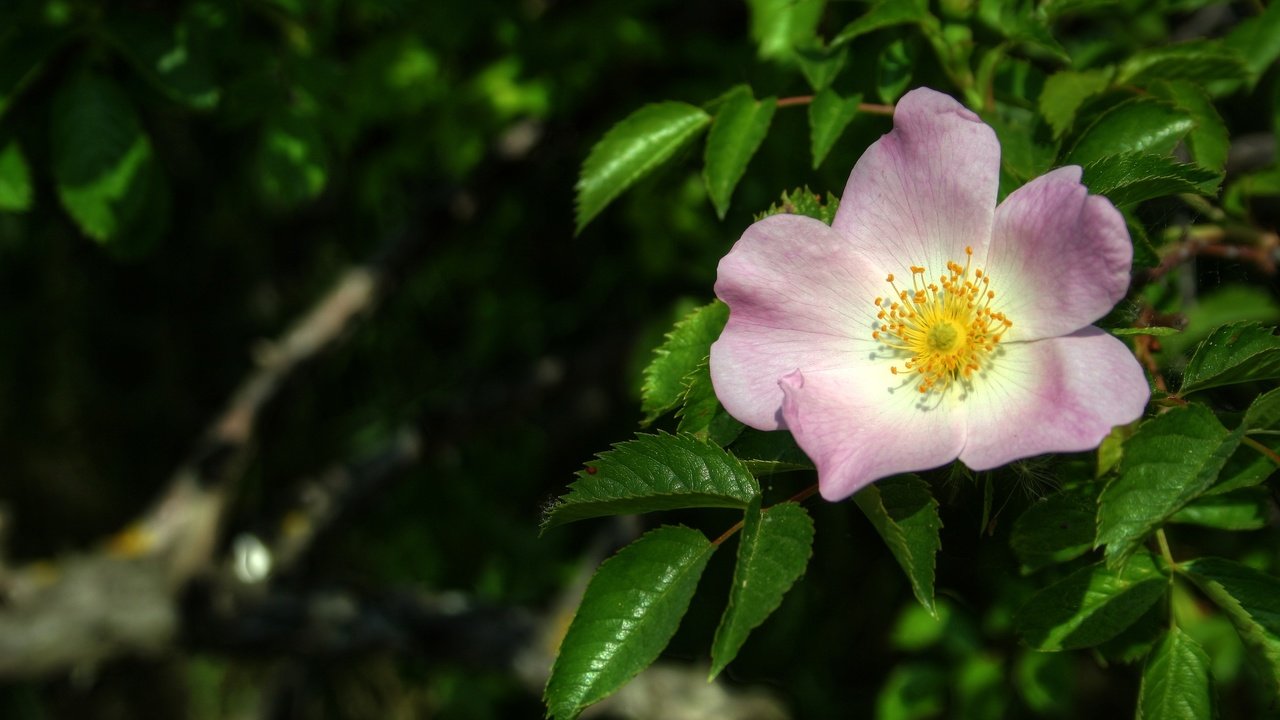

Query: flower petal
[
  {"left": 780, "top": 368, "right": 965, "bottom": 501},
  {"left": 984, "top": 166, "right": 1132, "bottom": 340},
  {"left": 711, "top": 214, "right": 884, "bottom": 430},
  {"left": 958, "top": 327, "right": 1149, "bottom": 471},
  {"left": 831, "top": 87, "right": 1001, "bottom": 279}
]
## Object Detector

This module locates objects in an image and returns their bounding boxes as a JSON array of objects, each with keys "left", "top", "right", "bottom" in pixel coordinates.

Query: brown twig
[{"left": 775, "top": 95, "right": 895, "bottom": 115}]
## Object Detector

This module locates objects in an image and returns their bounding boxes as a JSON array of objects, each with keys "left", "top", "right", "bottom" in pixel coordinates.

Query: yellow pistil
[{"left": 872, "top": 246, "right": 1013, "bottom": 394}]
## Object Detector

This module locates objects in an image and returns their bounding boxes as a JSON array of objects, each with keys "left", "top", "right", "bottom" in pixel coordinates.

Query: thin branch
[{"left": 775, "top": 95, "right": 895, "bottom": 115}]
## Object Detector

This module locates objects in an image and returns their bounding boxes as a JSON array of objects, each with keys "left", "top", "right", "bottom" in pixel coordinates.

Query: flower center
[{"left": 871, "top": 246, "right": 1013, "bottom": 394}]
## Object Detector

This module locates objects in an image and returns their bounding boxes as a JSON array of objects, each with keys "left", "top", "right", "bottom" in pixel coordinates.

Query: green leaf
[
  {"left": 257, "top": 112, "right": 329, "bottom": 208},
  {"left": 1180, "top": 322, "right": 1280, "bottom": 394},
  {"left": 51, "top": 73, "right": 164, "bottom": 247},
  {"left": 575, "top": 102, "right": 711, "bottom": 233},
  {"left": 641, "top": 300, "right": 729, "bottom": 423},
  {"left": 1243, "top": 385, "right": 1280, "bottom": 432},
  {"left": 1117, "top": 40, "right": 1249, "bottom": 86},
  {"left": 1015, "top": 553, "right": 1169, "bottom": 651},
  {"left": 1110, "top": 327, "right": 1182, "bottom": 337},
  {"left": 1010, "top": 482, "right": 1100, "bottom": 573},
  {"left": 709, "top": 500, "right": 814, "bottom": 679},
  {"left": 1097, "top": 601, "right": 1166, "bottom": 664},
  {"left": 854, "top": 474, "right": 942, "bottom": 615},
  {"left": 1138, "top": 626, "right": 1216, "bottom": 720},
  {"left": 754, "top": 187, "right": 840, "bottom": 224},
  {"left": 832, "top": 0, "right": 928, "bottom": 47},
  {"left": 1080, "top": 153, "right": 1221, "bottom": 206},
  {"left": 675, "top": 358, "right": 745, "bottom": 446},
  {"left": 543, "top": 433, "right": 760, "bottom": 530},
  {"left": 746, "top": 0, "right": 826, "bottom": 60},
  {"left": 1096, "top": 404, "right": 1243, "bottom": 565},
  {"left": 1148, "top": 80, "right": 1229, "bottom": 174},
  {"left": 1207, "top": 435, "right": 1280, "bottom": 497},
  {"left": 876, "top": 38, "right": 915, "bottom": 105},
  {"left": 106, "top": 15, "right": 220, "bottom": 109},
  {"left": 1065, "top": 98, "right": 1194, "bottom": 168},
  {"left": 1223, "top": 0, "right": 1280, "bottom": 85},
  {"left": 1170, "top": 486, "right": 1269, "bottom": 531},
  {"left": 1038, "top": 68, "right": 1114, "bottom": 139},
  {"left": 875, "top": 663, "right": 947, "bottom": 720},
  {"left": 703, "top": 86, "right": 776, "bottom": 219},
  {"left": 0, "top": 140, "right": 33, "bottom": 213},
  {"left": 727, "top": 428, "right": 813, "bottom": 476},
  {"left": 795, "top": 41, "right": 847, "bottom": 92},
  {"left": 545, "top": 526, "right": 716, "bottom": 720},
  {"left": 1181, "top": 557, "right": 1280, "bottom": 698},
  {"left": 808, "top": 89, "right": 861, "bottom": 169}
]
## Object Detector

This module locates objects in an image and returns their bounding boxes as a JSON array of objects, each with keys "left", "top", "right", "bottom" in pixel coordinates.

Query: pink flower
[{"left": 709, "top": 88, "right": 1150, "bottom": 501}]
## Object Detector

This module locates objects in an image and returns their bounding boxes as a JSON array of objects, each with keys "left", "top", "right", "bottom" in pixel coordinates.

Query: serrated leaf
[
  {"left": 1207, "top": 435, "right": 1280, "bottom": 496},
  {"left": 832, "top": 0, "right": 927, "bottom": 47},
  {"left": 1081, "top": 153, "right": 1221, "bottom": 206},
  {"left": 1015, "top": 553, "right": 1168, "bottom": 651},
  {"left": 727, "top": 428, "right": 813, "bottom": 476},
  {"left": 675, "top": 358, "right": 745, "bottom": 446},
  {"left": 575, "top": 102, "right": 711, "bottom": 233},
  {"left": 703, "top": 86, "right": 776, "bottom": 219},
  {"left": 746, "top": 0, "right": 825, "bottom": 60},
  {"left": 1010, "top": 482, "right": 1100, "bottom": 573},
  {"left": 709, "top": 500, "right": 814, "bottom": 679},
  {"left": 795, "top": 41, "right": 847, "bottom": 92},
  {"left": 543, "top": 433, "right": 759, "bottom": 530},
  {"left": 1065, "top": 98, "right": 1195, "bottom": 168},
  {"left": 1110, "top": 326, "right": 1182, "bottom": 337},
  {"left": 1149, "top": 80, "right": 1228, "bottom": 174},
  {"left": 641, "top": 300, "right": 729, "bottom": 423},
  {"left": 1096, "top": 404, "right": 1243, "bottom": 566},
  {"left": 1243, "top": 386, "right": 1280, "bottom": 432},
  {"left": 854, "top": 474, "right": 941, "bottom": 615},
  {"left": 1038, "top": 68, "right": 1114, "bottom": 139},
  {"left": 51, "top": 73, "right": 163, "bottom": 247},
  {"left": 1181, "top": 557, "right": 1280, "bottom": 698},
  {"left": 1118, "top": 40, "right": 1249, "bottom": 86},
  {"left": 808, "top": 89, "right": 861, "bottom": 169},
  {"left": 754, "top": 187, "right": 840, "bottom": 224},
  {"left": 1170, "top": 486, "right": 1269, "bottom": 530},
  {"left": 1138, "top": 626, "right": 1216, "bottom": 720},
  {"left": 0, "top": 140, "right": 32, "bottom": 212},
  {"left": 106, "top": 15, "right": 220, "bottom": 109},
  {"left": 545, "top": 526, "right": 716, "bottom": 720},
  {"left": 1180, "top": 322, "right": 1280, "bottom": 394}
]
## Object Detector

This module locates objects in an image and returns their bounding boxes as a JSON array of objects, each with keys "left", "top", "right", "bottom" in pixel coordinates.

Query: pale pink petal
[
  {"left": 780, "top": 368, "right": 965, "bottom": 501},
  {"left": 831, "top": 87, "right": 1001, "bottom": 281},
  {"left": 958, "top": 328, "right": 1149, "bottom": 470},
  {"left": 711, "top": 214, "right": 885, "bottom": 430},
  {"left": 983, "top": 166, "right": 1132, "bottom": 340}
]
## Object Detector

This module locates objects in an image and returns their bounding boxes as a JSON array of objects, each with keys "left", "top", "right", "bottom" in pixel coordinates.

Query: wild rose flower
[{"left": 710, "top": 87, "right": 1150, "bottom": 501}]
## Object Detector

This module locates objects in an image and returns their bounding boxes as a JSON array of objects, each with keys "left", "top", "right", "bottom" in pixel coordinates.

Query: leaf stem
[
  {"left": 712, "top": 482, "right": 821, "bottom": 546},
  {"left": 775, "top": 95, "right": 896, "bottom": 116},
  {"left": 1156, "top": 528, "right": 1178, "bottom": 571},
  {"left": 1242, "top": 436, "right": 1280, "bottom": 467}
]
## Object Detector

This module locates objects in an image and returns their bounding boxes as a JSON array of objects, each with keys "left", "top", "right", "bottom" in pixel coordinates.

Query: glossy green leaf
[
  {"left": 703, "top": 86, "right": 776, "bottom": 219},
  {"left": 1170, "top": 486, "right": 1269, "bottom": 530},
  {"left": 1224, "top": 0, "right": 1280, "bottom": 83},
  {"left": 1065, "top": 98, "right": 1194, "bottom": 168},
  {"left": 543, "top": 433, "right": 759, "bottom": 530},
  {"left": 641, "top": 300, "right": 729, "bottom": 423},
  {"left": 1015, "top": 553, "right": 1168, "bottom": 651},
  {"left": 1181, "top": 557, "right": 1280, "bottom": 698},
  {"left": 106, "top": 15, "right": 220, "bottom": 109},
  {"left": 746, "top": 0, "right": 825, "bottom": 60},
  {"left": 808, "top": 89, "right": 861, "bottom": 169},
  {"left": 1118, "top": 40, "right": 1249, "bottom": 85},
  {"left": 1138, "top": 626, "right": 1216, "bottom": 720},
  {"left": 709, "top": 500, "right": 814, "bottom": 679},
  {"left": 575, "top": 101, "right": 711, "bottom": 233},
  {"left": 545, "top": 526, "right": 716, "bottom": 720},
  {"left": 831, "top": 0, "right": 927, "bottom": 47},
  {"left": 1038, "top": 68, "right": 1113, "bottom": 139},
  {"left": 1243, "top": 385, "right": 1280, "bottom": 432},
  {"left": 0, "top": 140, "right": 32, "bottom": 212},
  {"left": 1180, "top": 322, "right": 1280, "bottom": 394},
  {"left": 1149, "top": 80, "right": 1229, "bottom": 174},
  {"left": 675, "top": 358, "right": 745, "bottom": 447},
  {"left": 1010, "top": 482, "right": 1100, "bottom": 573},
  {"left": 854, "top": 474, "right": 942, "bottom": 616},
  {"left": 51, "top": 73, "right": 162, "bottom": 246},
  {"left": 1080, "top": 152, "right": 1221, "bottom": 206},
  {"left": 1096, "top": 404, "right": 1242, "bottom": 566}
]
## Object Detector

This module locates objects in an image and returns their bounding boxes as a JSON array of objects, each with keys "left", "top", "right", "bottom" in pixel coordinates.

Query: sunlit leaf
[
  {"left": 831, "top": 0, "right": 927, "bottom": 47},
  {"left": 1080, "top": 152, "right": 1221, "bottom": 206},
  {"left": 1016, "top": 553, "right": 1168, "bottom": 651},
  {"left": 641, "top": 300, "right": 729, "bottom": 423},
  {"left": 1181, "top": 557, "right": 1280, "bottom": 698},
  {"left": 1065, "top": 98, "right": 1194, "bottom": 167},
  {"left": 1137, "top": 626, "right": 1216, "bottom": 720},
  {"left": 1180, "top": 322, "right": 1280, "bottom": 394},
  {"left": 703, "top": 85, "right": 776, "bottom": 219},
  {"left": 0, "top": 139, "right": 32, "bottom": 212},
  {"left": 1038, "top": 68, "right": 1114, "bottom": 139}
]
